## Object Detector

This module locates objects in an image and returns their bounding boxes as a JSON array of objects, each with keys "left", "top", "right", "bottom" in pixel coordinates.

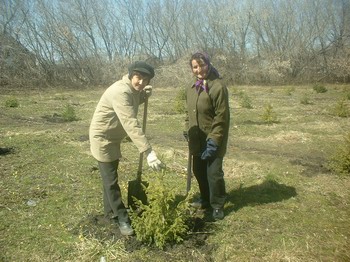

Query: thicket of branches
[{"left": 1, "top": 0, "right": 349, "bottom": 88}]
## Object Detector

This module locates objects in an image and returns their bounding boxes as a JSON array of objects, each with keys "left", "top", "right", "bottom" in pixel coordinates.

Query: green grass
[{"left": 1, "top": 84, "right": 349, "bottom": 261}]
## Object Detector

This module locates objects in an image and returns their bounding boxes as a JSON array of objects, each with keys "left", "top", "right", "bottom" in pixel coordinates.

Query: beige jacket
[{"left": 89, "top": 75, "right": 151, "bottom": 162}]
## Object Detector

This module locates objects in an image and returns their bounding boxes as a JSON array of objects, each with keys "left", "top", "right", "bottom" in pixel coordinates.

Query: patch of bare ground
[{"left": 71, "top": 211, "right": 218, "bottom": 261}]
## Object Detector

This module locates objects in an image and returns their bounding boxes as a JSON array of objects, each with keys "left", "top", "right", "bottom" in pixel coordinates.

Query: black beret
[{"left": 128, "top": 61, "right": 155, "bottom": 79}]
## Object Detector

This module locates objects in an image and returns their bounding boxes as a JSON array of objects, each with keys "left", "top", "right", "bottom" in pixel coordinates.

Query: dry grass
[{"left": 0, "top": 84, "right": 349, "bottom": 261}]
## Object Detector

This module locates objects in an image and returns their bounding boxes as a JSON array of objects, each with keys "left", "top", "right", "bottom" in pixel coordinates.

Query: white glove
[
  {"left": 144, "top": 85, "right": 153, "bottom": 97},
  {"left": 146, "top": 150, "right": 164, "bottom": 170}
]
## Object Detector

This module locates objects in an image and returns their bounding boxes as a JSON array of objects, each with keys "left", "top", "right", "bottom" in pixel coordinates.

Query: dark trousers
[
  {"left": 192, "top": 156, "right": 226, "bottom": 209},
  {"left": 98, "top": 160, "right": 129, "bottom": 223}
]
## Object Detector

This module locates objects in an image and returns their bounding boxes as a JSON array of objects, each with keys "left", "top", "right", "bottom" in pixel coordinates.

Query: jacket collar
[{"left": 122, "top": 74, "right": 139, "bottom": 94}]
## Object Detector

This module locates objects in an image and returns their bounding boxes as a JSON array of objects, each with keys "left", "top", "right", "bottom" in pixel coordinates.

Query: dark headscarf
[
  {"left": 190, "top": 52, "right": 220, "bottom": 93},
  {"left": 189, "top": 52, "right": 220, "bottom": 79}
]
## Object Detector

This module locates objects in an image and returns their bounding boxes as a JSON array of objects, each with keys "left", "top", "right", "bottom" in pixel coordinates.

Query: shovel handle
[
  {"left": 184, "top": 132, "right": 192, "bottom": 194},
  {"left": 142, "top": 96, "right": 148, "bottom": 134},
  {"left": 137, "top": 96, "right": 149, "bottom": 179},
  {"left": 186, "top": 151, "right": 192, "bottom": 193}
]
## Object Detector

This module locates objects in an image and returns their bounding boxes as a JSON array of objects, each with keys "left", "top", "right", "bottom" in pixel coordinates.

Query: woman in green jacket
[{"left": 186, "top": 52, "right": 230, "bottom": 220}]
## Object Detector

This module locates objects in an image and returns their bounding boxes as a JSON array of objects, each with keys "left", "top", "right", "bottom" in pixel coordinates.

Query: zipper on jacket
[{"left": 195, "top": 92, "right": 206, "bottom": 152}]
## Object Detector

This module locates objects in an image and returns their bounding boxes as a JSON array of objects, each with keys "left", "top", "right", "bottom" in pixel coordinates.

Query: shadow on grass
[
  {"left": 239, "top": 120, "right": 281, "bottom": 125},
  {"left": 226, "top": 179, "right": 297, "bottom": 214},
  {"left": 290, "top": 158, "right": 330, "bottom": 177},
  {"left": 0, "top": 147, "right": 14, "bottom": 156}
]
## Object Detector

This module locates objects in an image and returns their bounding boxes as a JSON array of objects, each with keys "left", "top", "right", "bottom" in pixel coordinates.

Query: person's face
[
  {"left": 131, "top": 72, "right": 150, "bottom": 91},
  {"left": 191, "top": 59, "right": 209, "bottom": 79}
]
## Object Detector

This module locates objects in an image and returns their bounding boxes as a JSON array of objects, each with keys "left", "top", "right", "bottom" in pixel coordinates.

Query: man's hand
[
  {"left": 146, "top": 150, "right": 164, "bottom": 170},
  {"left": 144, "top": 85, "right": 153, "bottom": 97},
  {"left": 201, "top": 139, "right": 218, "bottom": 160}
]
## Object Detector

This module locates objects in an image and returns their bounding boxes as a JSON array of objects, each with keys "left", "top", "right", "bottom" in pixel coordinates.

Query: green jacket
[
  {"left": 89, "top": 75, "right": 151, "bottom": 162},
  {"left": 186, "top": 71, "right": 230, "bottom": 157}
]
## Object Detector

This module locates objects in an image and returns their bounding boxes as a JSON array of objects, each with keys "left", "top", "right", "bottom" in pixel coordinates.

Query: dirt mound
[{"left": 71, "top": 213, "right": 217, "bottom": 260}]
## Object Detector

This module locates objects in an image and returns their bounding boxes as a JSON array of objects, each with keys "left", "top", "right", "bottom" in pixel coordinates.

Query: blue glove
[{"left": 201, "top": 139, "right": 218, "bottom": 160}]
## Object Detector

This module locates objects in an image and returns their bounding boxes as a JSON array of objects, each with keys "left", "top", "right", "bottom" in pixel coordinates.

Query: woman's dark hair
[
  {"left": 189, "top": 52, "right": 210, "bottom": 67},
  {"left": 189, "top": 51, "right": 220, "bottom": 78}
]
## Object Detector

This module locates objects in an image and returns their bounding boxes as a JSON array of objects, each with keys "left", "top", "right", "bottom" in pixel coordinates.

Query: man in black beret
[
  {"left": 128, "top": 61, "right": 155, "bottom": 79},
  {"left": 89, "top": 61, "right": 163, "bottom": 236}
]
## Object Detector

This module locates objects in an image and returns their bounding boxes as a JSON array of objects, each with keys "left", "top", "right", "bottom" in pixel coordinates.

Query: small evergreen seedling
[
  {"left": 237, "top": 90, "right": 245, "bottom": 98},
  {"left": 5, "top": 97, "right": 19, "bottom": 108},
  {"left": 174, "top": 88, "right": 186, "bottom": 114},
  {"left": 285, "top": 87, "right": 295, "bottom": 96},
  {"left": 313, "top": 84, "right": 327, "bottom": 93},
  {"left": 333, "top": 99, "right": 349, "bottom": 118},
  {"left": 130, "top": 171, "right": 191, "bottom": 249},
  {"left": 62, "top": 104, "right": 79, "bottom": 122},
  {"left": 261, "top": 103, "right": 278, "bottom": 125},
  {"left": 328, "top": 132, "right": 350, "bottom": 177},
  {"left": 300, "top": 94, "right": 312, "bottom": 105},
  {"left": 240, "top": 94, "right": 253, "bottom": 109}
]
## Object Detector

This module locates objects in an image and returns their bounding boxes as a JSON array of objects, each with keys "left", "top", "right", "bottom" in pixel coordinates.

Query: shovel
[
  {"left": 127, "top": 97, "right": 149, "bottom": 210},
  {"left": 186, "top": 151, "right": 192, "bottom": 194},
  {"left": 184, "top": 131, "right": 192, "bottom": 194}
]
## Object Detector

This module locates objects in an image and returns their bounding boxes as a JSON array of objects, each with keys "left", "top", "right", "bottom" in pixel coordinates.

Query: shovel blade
[{"left": 127, "top": 179, "right": 148, "bottom": 210}]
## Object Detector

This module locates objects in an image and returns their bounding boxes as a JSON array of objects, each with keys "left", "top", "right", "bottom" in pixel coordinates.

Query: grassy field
[{"left": 0, "top": 84, "right": 349, "bottom": 261}]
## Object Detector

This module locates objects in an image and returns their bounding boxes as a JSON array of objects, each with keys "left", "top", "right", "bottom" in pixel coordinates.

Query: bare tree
[
  {"left": 2, "top": 0, "right": 349, "bottom": 87},
  {"left": 142, "top": 0, "right": 185, "bottom": 61}
]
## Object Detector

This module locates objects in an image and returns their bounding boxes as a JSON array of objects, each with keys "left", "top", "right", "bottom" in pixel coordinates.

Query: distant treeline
[{"left": 1, "top": 0, "right": 349, "bottom": 87}]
